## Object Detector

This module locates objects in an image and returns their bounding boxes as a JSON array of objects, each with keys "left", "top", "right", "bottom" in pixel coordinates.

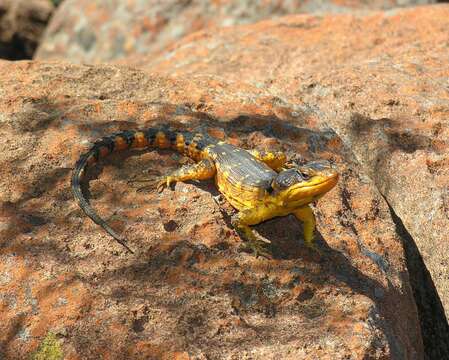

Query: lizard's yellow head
[{"left": 272, "top": 160, "right": 338, "bottom": 206}]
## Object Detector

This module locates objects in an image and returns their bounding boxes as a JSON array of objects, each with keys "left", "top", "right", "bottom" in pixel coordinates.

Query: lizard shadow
[{"left": 174, "top": 178, "right": 325, "bottom": 260}]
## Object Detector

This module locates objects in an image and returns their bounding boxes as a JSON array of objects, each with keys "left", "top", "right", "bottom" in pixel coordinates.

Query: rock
[
  {"left": 136, "top": 4, "right": 449, "bottom": 356},
  {"left": 35, "top": 0, "right": 437, "bottom": 63},
  {"left": 0, "top": 0, "right": 54, "bottom": 60},
  {"left": 0, "top": 61, "right": 422, "bottom": 359}
]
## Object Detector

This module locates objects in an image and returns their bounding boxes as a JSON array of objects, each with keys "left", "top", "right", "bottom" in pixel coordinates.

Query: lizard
[{"left": 71, "top": 127, "right": 339, "bottom": 256}]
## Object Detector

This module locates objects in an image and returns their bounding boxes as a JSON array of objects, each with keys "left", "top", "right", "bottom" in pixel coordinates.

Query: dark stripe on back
[
  {"left": 167, "top": 130, "right": 177, "bottom": 145},
  {"left": 96, "top": 136, "right": 115, "bottom": 153},
  {"left": 145, "top": 128, "right": 158, "bottom": 145},
  {"left": 182, "top": 131, "right": 193, "bottom": 146},
  {"left": 119, "top": 130, "right": 136, "bottom": 146}
]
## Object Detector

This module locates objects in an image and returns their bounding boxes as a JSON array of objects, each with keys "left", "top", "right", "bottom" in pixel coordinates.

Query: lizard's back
[{"left": 207, "top": 142, "right": 277, "bottom": 210}]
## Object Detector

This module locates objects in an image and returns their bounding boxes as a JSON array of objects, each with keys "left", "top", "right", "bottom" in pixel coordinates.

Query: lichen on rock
[{"left": 30, "top": 332, "right": 63, "bottom": 360}]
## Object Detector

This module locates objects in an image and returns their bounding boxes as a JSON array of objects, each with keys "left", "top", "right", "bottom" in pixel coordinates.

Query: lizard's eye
[{"left": 297, "top": 170, "right": 310, "bottom": 180}]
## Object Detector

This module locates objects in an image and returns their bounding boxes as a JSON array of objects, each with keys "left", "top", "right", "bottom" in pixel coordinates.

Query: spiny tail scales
[{"left": 71, "top": 128, "right": 213, "bottom": 253}]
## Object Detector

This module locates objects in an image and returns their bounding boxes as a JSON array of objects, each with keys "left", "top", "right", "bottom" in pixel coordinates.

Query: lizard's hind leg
[
  {"left": 156, "top": 158, "right": 216, "bottom": 192},
  {"left": 128, "top": 170, "right": 162, "bottom": 192}
]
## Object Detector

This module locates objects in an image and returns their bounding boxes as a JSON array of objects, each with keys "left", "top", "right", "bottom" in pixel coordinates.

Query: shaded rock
[
  {"left": 0, "top": 0, "right": 54, "bottom": 60},
  {"left": 137, "top": 4, "right": 449, "bottom": 355},
  {"left": 35, "top": 0, "right": 437, "bottom": 63},
  {"left": 0, "top": 62, "right": 423, "bottom": 358}
]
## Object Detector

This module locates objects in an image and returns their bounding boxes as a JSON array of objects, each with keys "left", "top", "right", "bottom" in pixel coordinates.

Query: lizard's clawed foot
[
  {"left": 156, "top": 177, "right": 174, "bottom": 193},
  {"left": 128, "top": 175, "right": 171, "bottom": 193},
  {"left": 212, "top": 194, "right": 226, "bottom": 206},
  {"left": 231, "top": 214, "right": 272, "bottom": 258},
  {"left": 127, "top": 169, "right": 161, "bottom": 184},
  {"left": 128, "top": 176, "right": 158, "bottom": 192},
  {"left": 145, "top": 169, "right": 162, "bottom": 176},
  {"left": 239, "top": 239, "right": 273, "bottom": 258},
  {"left": 304, "top": 241, "right": 323, "bottom": 257},
  {"left": 128, "top": 173, "right": 176, "bottom": 193}
]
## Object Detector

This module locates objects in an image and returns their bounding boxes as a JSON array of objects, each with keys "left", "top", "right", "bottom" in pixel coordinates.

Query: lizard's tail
[
  {"left": 71, "top": 150, "right": 134, "bottom": 253},
  {"left": 71, "top": 128, "right": 213, "bottom": 253}
]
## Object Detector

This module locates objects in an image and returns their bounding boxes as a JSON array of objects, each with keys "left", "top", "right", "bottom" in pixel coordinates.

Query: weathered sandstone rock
[
  {"left": 35, "top": 0, "right": 436, "bottom": 63},
  {"left": 0, "top": 62, "right": 423, "bottom": 359}
]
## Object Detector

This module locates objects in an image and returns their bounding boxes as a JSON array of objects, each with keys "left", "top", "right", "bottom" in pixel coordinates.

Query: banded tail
[{"left": 71, "top": 128, "right": 214, "bottom": 253}]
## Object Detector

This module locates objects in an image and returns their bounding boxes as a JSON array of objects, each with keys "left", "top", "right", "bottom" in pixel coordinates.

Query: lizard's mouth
[{"left": 283, "top": 172, "right": 339, "bottom": 202}]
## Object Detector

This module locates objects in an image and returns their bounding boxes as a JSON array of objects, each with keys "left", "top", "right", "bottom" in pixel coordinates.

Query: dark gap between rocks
[
  {"left": 0, "top": 34, "right": 32, "bottom": 60},
  {"left": 387, "top": 203, "right": 449, "bottom": 359}
]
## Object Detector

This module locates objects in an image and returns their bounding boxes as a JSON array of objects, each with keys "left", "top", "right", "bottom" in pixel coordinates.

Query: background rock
[
  {"left": 0, "top": 0, "right": 54, "bottom": 60},
  {"left": 35, "top": 0, "right": 437, "bottom": 63},
  {"left": 0, "top": 61, "right": 423, "bottom": 359}
]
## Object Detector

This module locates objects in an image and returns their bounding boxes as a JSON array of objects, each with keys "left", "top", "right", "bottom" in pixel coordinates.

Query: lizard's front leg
[
  {"left": 231, "top": 206, "right": 274, "bottom": 257},
  {"left": 293, "top": 205, "right": 318, "bottom": 251},
  {"left": 247, "top": 149, "right": 287, "bottom": 172}
]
